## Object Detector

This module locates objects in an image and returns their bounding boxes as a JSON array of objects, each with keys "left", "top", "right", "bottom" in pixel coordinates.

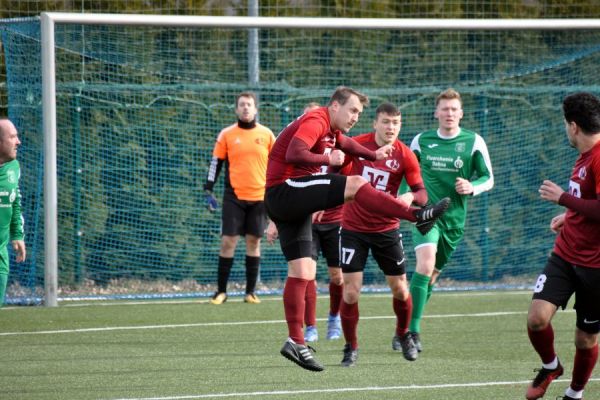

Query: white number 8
[{"left": 534, "top": 274, "right": 547, "bottom": 294}]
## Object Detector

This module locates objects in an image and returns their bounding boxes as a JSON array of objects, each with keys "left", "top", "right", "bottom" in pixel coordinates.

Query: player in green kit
[
  {"left": 0, "top": 119, "right": 26, "bottom": 307},
  {"left": 407, "top": 89, "right": 494, "bottom": 351}
]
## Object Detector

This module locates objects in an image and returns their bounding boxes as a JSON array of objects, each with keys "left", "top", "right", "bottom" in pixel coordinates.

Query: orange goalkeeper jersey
[{"left": 212, "top": 122, "right": 275, "bottom": 201}]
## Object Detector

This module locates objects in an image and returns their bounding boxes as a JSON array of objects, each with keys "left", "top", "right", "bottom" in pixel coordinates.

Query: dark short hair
[
  {"left": 236, "top": 91, "right": 258, "bottom": 107},
  {"left": 436, "top": 88, "right": 462, "bottom": 107},
  {"left": 375, "top": 102, "right": 400, "bottom": 118},
  {"left": 328, "top": 86, "right": 369, "bottom": 107},
  {"left": 563, "top": 92, "right": 600, "bottom": 135}
]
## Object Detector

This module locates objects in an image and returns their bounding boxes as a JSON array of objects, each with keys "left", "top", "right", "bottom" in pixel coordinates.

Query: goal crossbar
[{"left": 42, "top": 13, "right": 600, "bottom": 30}]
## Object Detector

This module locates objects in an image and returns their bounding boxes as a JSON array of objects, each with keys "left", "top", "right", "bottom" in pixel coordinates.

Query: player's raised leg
[{"left": 346, "top": 176, "right": 450, "bottom": 234}]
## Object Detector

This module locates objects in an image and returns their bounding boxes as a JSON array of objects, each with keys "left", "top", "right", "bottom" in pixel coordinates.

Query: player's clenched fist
[
  {"left": 375, "top": 144, "right": 393, "bottom": 159},
  {"left": 328, "top": 149, "right": 345, "bottom": 166}
]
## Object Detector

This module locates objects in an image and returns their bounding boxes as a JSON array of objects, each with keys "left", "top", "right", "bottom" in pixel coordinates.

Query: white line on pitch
[
  {"left": 0, "top": 290, "right": 531, "bottom": 309},
  {"left": 0, "top": 309, "right": 563, "bottom": 336},
  {"left": 104, "top": 377, "right": 599, "bottom": 400}
]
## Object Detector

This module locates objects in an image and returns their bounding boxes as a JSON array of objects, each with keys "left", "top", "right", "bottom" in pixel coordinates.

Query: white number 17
[{"left": 341, "top": 247, "right": 355, "bottom": 265}]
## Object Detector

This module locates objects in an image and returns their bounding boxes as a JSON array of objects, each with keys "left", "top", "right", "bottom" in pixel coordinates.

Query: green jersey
[
  {"left": 0, "top": 159, "right": 24, "bottom": 274},
  {"left": 411, "top": 128, "right": 493, "bottom": 230}
]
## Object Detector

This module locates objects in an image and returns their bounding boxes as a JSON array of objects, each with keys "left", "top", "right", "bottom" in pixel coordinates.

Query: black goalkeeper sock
[
  {"left": 217, "top": 256, "right": 234, "bottom": 293},
  {"left": 245, "top": 255, "right": 260, "bottom": 294}
]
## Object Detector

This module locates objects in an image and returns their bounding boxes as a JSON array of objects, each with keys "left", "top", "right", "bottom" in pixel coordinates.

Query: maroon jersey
[
  {"left": 266, "top": 107, "right": 338, "bottom": 187},
  {"left": 342, "top": 133, "right": 423, "bottom": 233},
  {"left": 554, "top": 141, "right": 600, "bottom": 268},
  {"left": 316, "top": 205, "right": 343, "bottom": 224}
]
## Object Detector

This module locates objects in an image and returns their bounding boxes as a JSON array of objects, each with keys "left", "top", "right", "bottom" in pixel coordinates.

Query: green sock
[
  {"left": 409, "top": 272, "right": 431, "bottom": 333},
  {"left": 0, "top": 273, "right": 7, "bottom": 307}
]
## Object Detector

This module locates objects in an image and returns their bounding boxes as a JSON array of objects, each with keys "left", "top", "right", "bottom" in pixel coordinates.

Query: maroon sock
[
  {"left": 283, "top": 277, "right": 308, "bottom": 344},
  {"left": 340, "top": 300, "right": 359, "bottom": 349},
  {"left": 354, "top": 184, "right": 417, "bottom": 222},
  {"left": 393, "top": 295, "right": 413, "bottom": 337},
  {"left": 304, "top": 279, "right": 317, "bottom": 326},
  {"left": 570, "top": 344, "right": 598, "bottom": 391},
  {"left": 527, "top": 325, "right": 556, "bottom": 364},
  {"left": 329, "top": 281, "right": 343, "bottom": 316}
]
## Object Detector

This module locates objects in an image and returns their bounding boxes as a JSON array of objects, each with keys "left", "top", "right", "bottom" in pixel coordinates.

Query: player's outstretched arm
[{"left": 336, "top": 134, "right": 379, "bottom": 160}]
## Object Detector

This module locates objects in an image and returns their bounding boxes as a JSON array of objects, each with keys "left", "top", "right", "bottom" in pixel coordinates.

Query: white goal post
[{"left": 40, "top": 12, "right": 600, "bottom": 307}]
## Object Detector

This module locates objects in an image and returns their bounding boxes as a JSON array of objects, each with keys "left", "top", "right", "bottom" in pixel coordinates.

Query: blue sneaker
[
  {"left": 327, "top": 313, "right": 342, "bottom": 340},
  {"left": 305, "top": 325, "right": 319, "bottom": 342}
]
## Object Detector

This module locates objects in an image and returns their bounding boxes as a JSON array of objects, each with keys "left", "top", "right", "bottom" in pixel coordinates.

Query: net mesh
[
  {"left": 1, "top": 1, "right": 599, "bottom": 112},
  {"left": 2, "top": 18, "right": 600, "bottom": 303},
  {"left": 2, "top": 1, "right": 600, "bottom": 18}
]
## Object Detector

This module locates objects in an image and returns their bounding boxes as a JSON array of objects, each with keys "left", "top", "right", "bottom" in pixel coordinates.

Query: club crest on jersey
[
  {"left": 7, "top": 170, "right": 15, "bottom": 183},
  {"left": 454, "top": 156, "right": 464, "bottom": 169},
  {"left": 455, "top": 142, "right": 466, "bottom": 153},
  {"left": 578, "top": 166, "right": 587, "bottom": 180},
  {"left": 385, "top": 159, "right": 400, "bottom": 170},
  {"left": 255, "top": 137, "right": 265, "bottom": 145}
]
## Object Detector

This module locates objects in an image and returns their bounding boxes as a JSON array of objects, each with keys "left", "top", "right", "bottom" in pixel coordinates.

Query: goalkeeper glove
[{"left": 205, "top": 190, "right": 218, "bottom": 212}]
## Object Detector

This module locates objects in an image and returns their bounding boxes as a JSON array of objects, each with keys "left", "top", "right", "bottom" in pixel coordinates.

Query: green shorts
[{"left": 411, "top": 225, "right": 464, "bottom": 272}]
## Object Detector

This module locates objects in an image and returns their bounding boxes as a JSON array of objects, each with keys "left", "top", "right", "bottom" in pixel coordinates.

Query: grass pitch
[{"left": 1, "top": 290, "right": 597, "bottom": 400}]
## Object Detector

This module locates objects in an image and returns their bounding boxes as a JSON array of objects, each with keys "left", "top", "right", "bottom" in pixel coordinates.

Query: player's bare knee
[
  {"left": 344, "top": 290, "right": 360, "bottom": 304},
  {"left": 575, "top": 329, "right": 598, "bottom": 349},
  {"left": 220, "top": 236, "right": 238, "bottom": 255},
  {"left": 344, "top": 175, "right": 368, "bottom": 201},
  {"left": 331, "top": 276, "right": 344, "bottom": 286},
  {"left": 329, "top": 269, "right": 343, "bottom": 286},
  {"left": 388, "top": 276, "right": 408, "bottom": 299},
  {"left": 415, "top": 263, "right": 435, "bottom": 277},
  {"left": 527, "top": 313, "right": 550, "bottom": 331},
  {"left": 392, "top": 287, "right": 410, "bottom": 301},
  {"left": 245, "top": 236, "right": 261, "bottom": 253},
  {"left": 288, "top": 258, "right": 317, "bottom": 280}
]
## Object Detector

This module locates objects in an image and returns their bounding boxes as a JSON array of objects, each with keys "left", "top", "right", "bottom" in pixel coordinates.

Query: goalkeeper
[
  {"left": 0, "top": 120, "right": 26, "bottom": 306},
  {"left": 404, "top": 88, "right": 494, "bottom": 352},
  {"left": 204, "top": 92, "right": 276, "bottom": 305}
]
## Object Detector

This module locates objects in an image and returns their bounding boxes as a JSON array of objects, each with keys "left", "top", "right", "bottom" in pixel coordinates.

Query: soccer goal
[{"left": 3, "top": 13, "right": 600, "bottom": 306}]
